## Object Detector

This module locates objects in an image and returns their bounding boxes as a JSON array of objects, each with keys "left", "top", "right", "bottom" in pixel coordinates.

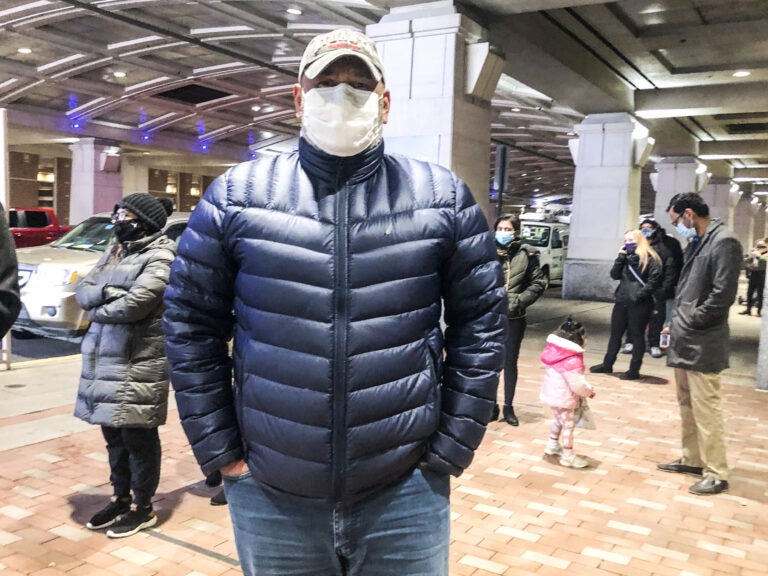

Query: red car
[{"left": 8, "top": 207, "right": 72, "bottom": 248}]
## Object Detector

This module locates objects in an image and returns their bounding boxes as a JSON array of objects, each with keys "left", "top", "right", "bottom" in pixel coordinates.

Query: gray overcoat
[{"left": 667, "top": 220, "right": 742, "bottom": 373}]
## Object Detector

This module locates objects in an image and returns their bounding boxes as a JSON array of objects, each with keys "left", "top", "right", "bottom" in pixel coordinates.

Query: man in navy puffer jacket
[{"left": 164, "top": 28, "right": 507, "bottom": 575}]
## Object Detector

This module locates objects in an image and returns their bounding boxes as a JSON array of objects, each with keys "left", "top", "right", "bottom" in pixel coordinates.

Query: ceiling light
[
  {"left": 733, "top": 70, "right": 750, "bottom": 78},
  {"left": 113, "top": 71, "right": 126, "bottom": 78},
  {"left": 286, "top": 8, "right": 302, "bottom": 15},
  {"left": 17, "top": 47, "right": 32, "bottom": 54},
  {"left": 251, "top": 105, "right": 261, "bottom": 112},
  {"left": 511, "top": 107, "right": 520, "bottom": 112}
]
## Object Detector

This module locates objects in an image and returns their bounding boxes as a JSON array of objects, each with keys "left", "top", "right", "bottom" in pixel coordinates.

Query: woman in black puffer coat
[
  {"left": 590, "top": 229, "right": 662, "bottom": 380},
  {"left": 74, "top": 193, "right": 175, "bottom": 539}
]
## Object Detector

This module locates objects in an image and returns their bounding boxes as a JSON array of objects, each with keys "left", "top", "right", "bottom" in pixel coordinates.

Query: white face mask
[{"left": 301, "top": 84, "right": 383, "bottom": 157}]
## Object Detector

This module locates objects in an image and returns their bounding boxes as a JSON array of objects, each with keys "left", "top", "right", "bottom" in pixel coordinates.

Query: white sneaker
[
  {"left": 620, "top": 343, "right": 633, "bottom": 354},
  {"left": 544, "top": 440, "right": 563, "bottom": 456},
  {"left": 650, "top": 346, "right": 662, "bottom": 358},
  {"left": 560, "top": 454, "right": 590, "bottom": 468}
]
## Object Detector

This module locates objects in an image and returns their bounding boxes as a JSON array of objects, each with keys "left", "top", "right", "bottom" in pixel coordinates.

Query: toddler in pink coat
[{"left": 540, "top": 317, "right": 596, "bottom": 468}]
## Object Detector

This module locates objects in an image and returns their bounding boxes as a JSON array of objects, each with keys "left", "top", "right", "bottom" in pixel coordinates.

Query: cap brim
[{"left": 303, "top": 50, "right": 382, "bottom": 82}]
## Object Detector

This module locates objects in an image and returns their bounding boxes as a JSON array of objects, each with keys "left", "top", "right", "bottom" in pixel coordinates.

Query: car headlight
[{"left": 36, "top": 264, "right": 78, "bottom": 287}]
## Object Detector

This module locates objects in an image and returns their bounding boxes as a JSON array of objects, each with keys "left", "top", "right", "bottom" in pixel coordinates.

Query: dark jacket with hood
[
  {"left": 667, "top": 220, "right": 742, "bottom": 373},
  {"left": 74, "top": 233, "right": 176, "bottom": 428},
  {"left": 163, "top": 139, "right": 507, "bottom": 504},
  {"left": 497, "top": 238, "right": 547, "bottom": 319},
  {"left": 0, "top": 202, "right": 21, "bottom": 337},
  {"left": 651, "top": 227, "right": 683, "bottom": 300}
]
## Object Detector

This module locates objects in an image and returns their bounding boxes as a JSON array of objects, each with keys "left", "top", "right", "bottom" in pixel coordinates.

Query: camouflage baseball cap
[{"left": 298, "top": 28, "right": 384, "bottom": 83}]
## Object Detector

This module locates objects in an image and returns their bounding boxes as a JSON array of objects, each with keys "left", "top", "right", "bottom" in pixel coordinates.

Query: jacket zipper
[{"left": 332, "top": 180, "right": 349, "bottom": 503}]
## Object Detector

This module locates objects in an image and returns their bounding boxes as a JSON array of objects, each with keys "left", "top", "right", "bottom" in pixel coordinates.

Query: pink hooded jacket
[{"left": 539, "top": 334, "right": 594, "bottom": 409}]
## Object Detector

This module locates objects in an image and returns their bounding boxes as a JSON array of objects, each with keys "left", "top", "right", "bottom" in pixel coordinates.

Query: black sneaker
[
  {"left": 86, "top": 496, "right": 131, "bottom": 530},
  {"left": 106, "top": 505, "right": 157, "bottom": 538}
]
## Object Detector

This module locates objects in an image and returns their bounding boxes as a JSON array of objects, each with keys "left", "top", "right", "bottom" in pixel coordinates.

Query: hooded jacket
[
  {"left": 0, "top": 202, "right": 21, "bottom": 338},
  {"left": 667, "top": 220, "right": 742, "bottom": 373},
  {"left": 74, "top": 234, "right": 176, "bottom": 428},
  {"left": 163, "top": 139, "right": 507, "bottom": 504},
  {"left": 539, "top": 334, "right": 593, "bottom": 410},
  {"left": 650, "top": 227, "right": 683, "bottom": 300},
  {"left": 497, "top": 239, "right": 547, "bottom": 319}
]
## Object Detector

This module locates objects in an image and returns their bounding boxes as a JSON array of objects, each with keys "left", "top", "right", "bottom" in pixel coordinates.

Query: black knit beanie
[{"left": 115, "top": 193, "right": 173, "bottom": 233}]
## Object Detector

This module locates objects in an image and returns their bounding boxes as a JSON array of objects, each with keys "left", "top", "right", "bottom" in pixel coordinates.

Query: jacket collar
[
  {"left": 497, "top": 238, "right": 523, "bottom": 258},
  {"left": 298, "top": 137, "right": 384, "bottom": 188}
]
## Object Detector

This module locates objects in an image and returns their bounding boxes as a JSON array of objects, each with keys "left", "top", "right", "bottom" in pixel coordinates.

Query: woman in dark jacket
[
  {"left": 74, "top": 193, "right": 175, "bottom": 538},
  {"left": 492, "top": 214, "right": 547, "bottom": 425},
  {"left": 591, "top": 229, "right": 662, "bottom": 380}
]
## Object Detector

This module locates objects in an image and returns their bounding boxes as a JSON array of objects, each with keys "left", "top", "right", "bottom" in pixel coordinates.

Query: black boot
[
  {"left": 738, "top": 309, "right": 751, "bottom": 315},
  {"left": 502, "top": 405, "right": 519, "bottom": 426},
  {"left": 490, "top": 403, "right": 500, "bottom": 421},
  {"left": 590, "top": 363, "right": 613, "bottom": 374}
]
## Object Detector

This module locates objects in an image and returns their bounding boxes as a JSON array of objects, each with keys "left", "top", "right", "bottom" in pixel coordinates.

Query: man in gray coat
[{"left": 658, "top": 192, "right": 742, "bottom": 495}]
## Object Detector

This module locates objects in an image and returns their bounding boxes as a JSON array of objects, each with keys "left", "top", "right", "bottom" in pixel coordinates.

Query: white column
[
  {"left": 753, "top": 203, "right": 767, "bottom": 241},
  {"left": 368, "top": 2, "right": 500, "bottom": 221},
  {"left": 651, "top": 156, "right": 699, "bottom": 222},
  {"left": 563, "top": 113, "right": 646, "bottom": 300},
  {"left": 732, "top": 194, "right": 758, "bottom": 254},
  {"left": 122, "top": 157, "right": 150, "bottom": 196},
  {"left": 700, "top": 177, "right": 738, "bottom": 229},
  {"left": 68, "top": 138, "right": 122, "bottom": 223}
]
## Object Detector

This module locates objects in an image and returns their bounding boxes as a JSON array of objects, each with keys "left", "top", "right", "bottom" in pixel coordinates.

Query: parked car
[
  {"left": 8, "top": 207, "right": 72, "bottom": 248},
  {"left": 518, "top": 217, "right": 570, "bottom": 284},
  {"left": 13, "top": 212, "right": 189, "bottom": 341}
]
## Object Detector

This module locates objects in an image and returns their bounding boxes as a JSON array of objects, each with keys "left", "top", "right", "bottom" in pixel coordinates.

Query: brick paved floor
[{"left": 2, "top": 353, "right": 766, "bottom": 576}]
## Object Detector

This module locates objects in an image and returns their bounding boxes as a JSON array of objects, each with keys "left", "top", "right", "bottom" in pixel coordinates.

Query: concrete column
[
  {"left": 369, "top": 2, "right": 501, "bottom": 221},
  {"left": 651, "top": 156, "right": 701, "bottom": 227},
  {"left": 68, "top": 138, "right": 122, "bottom": 223},
  {"left": 700, "top": 177, "right": 737, "bottom": 229},
  {"left": 122, "top": 157, "right": 150, "bottom": 196},
  {"left": 732, "top": 193, "right": 756, "bottom": 254},
  {"left": 753, "top": 203, "right": 767, "bottom": 241},
  {"left": 563, "top": 112, "right": 645, "bottom": 301}
]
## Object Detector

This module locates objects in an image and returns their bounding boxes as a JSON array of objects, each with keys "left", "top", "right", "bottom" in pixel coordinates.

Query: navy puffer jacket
[{"left": 164, "top": 139, "right": 507, "bottom": 503}]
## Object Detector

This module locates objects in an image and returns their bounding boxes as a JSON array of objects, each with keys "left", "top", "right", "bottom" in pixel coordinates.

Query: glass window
[
  {"left": 520, "top": 224, "right": 551, "bottom": 248},
  {"left": 51, "top": 217, "right": 114, "bottom": 252}
]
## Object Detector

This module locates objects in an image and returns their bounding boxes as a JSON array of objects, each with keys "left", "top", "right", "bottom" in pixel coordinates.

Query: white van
[{"left": 518, "top": 219, "right": 570, "bottom": 284}]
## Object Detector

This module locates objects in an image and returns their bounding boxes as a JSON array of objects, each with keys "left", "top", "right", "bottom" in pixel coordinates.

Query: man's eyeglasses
[{"left": 671, "top": 211, "right": 684, "bottom": 226}]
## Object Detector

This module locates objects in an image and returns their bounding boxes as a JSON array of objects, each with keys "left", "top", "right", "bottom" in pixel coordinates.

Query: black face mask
[{"left": 113, "top": 220, "right": 144, "bottom": 243}]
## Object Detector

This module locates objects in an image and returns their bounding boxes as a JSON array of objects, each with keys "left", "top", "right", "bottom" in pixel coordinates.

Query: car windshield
[
  {"left": 520, "top": 224, "right": 551, "bottom": 248},
  {"left": 51, "top": 216, "right": 114, "bottom": 252}
]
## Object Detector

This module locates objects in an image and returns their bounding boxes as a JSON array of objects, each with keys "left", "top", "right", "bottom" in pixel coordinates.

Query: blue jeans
[{"left": 224, "top": 467, "right": 450, "bottom": 576}]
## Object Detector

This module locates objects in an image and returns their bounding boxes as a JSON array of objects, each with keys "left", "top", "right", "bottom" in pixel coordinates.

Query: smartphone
[{"left": 660, "top": 333, "right": 670, "bottom": 348}]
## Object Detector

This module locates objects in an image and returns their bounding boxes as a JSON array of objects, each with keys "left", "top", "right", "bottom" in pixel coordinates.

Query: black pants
[
  {"left": 603, "top": 299, "right": 654, "bottom": 373},
  {"left": 102, "top": 426, "right": 161, "bottom": 508},
  {"left": 646, "top": 296, "right": 666, "bottom": 348},
  {"left": 503, "top": 316, "right": 527, "bottom": 406},
  {"left": 746, "top": 270, "right": 765, "bottom": 313}
]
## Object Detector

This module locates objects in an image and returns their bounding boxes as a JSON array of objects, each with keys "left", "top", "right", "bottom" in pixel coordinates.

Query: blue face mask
[
  {"left": 641, "top": 228, "right": 654, "bottom": 238},
  {"left": 624, "top": 242, "right": 637, "bottom": 254},
  {"left": 495, "top": 231, "right": 515, "bottom": 246},
  {"left": 675, "top": 222, "right": 696, "bottom": 239}
]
